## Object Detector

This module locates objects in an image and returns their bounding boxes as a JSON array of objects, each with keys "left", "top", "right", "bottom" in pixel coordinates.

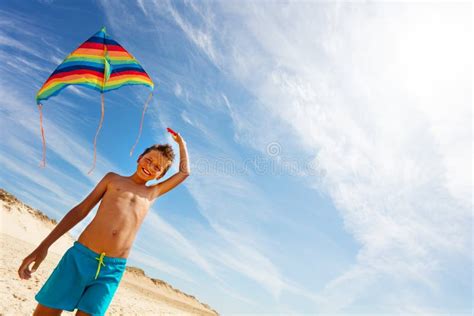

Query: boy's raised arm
[
  {"left": 18, "top": 172, "right": 113, "bottom": 280},
  {"left": 153, "top": 133, "right": 190, "bottom": 198}
]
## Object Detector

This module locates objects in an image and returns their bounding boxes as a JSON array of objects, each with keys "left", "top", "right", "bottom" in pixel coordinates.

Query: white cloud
[
  {"left": 66, "top": 86, "right": 96, "bottom": 100},
  {"left": 136, "top": 0, "right": 147, "bottom": 16},
  {"left": 165, "top": 1, "right": 219, "bottom": 66},
  {"left": 174, "top": 82, "right": 183, "bottom": 97},
  {"left": 0, "top": 10, "right": 64, "bottom": 64},
  {"left": 137, "top": 210, "right": 216, "bottom": 278},
  {"left": 157, "top": 1, "right": 472, "bottom": 312},
  {"left": 129, "top": 246, "right": 197, "bottom": 284},
  {"left": 0, "top": 81, "right": 120, "bottom": 182},
  {"left": 207, "top": 222, "right": 321, "bottom": 305},
  {"left": 0, "top": 32, "right": 43, "bottom": 59}
]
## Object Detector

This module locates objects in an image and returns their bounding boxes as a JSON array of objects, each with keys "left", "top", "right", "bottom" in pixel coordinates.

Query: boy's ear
[{"left": 137, "top": 155, "right": 142, "bottom": 163}]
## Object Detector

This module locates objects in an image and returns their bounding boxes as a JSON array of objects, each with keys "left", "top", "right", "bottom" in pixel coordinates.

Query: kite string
[
  {"left": 129, "top": 92, "right": 153, "bottom": 157},
  {"left": 88, "top": 93, "right": 105, "bottom": 175},
  {"left": 38, "top": 103, "right": 46, "bottom": 168}
]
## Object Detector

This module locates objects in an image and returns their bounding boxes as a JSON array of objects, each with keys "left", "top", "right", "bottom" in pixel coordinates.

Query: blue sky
[{"left": 0, "top": 1, "right": 472, "bottom": 314}]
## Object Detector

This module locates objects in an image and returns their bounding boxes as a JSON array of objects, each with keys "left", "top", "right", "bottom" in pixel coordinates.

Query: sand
[{"left": 0, "top": 189, "right": 218, "bottom": 315}]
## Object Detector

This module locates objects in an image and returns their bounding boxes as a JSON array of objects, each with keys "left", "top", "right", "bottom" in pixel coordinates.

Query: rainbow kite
[{"left": 36, "top": 27, "right": 154, "bottom": 173}]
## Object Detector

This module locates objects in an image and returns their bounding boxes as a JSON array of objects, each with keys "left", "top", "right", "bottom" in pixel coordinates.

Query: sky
[{"left": 0, "top": 0, "right": 472, "bottom": 315}]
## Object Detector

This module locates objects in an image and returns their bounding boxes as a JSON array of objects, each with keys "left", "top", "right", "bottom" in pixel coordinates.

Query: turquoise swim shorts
[{"left": 35, "top": 241, "right": 127, "bottom": 315}]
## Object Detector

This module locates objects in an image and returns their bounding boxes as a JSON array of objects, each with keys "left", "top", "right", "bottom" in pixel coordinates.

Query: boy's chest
[{"left": 104, "top": 179, "right": 155, "bottom": 213}]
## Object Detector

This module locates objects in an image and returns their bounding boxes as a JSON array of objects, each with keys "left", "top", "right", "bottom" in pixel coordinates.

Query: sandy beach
[{"left": 0, "top": 189, "right": 218, "bottom": 315}]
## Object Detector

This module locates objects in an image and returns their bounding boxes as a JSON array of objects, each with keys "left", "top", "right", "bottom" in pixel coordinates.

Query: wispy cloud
[
  {"left": 66, "top": 86, "right": 97, "bottom": 100},
  {"left": 207, "top": 222, "right": 321, "bottom": 305},
  {"left": 205, "top": 2, "right": 471, "bottom": 312},
  {"left": 0, "top": 10, "right": 64, "bottom": 64},
  {"left": 129, "top": 246, "right": 197, "bottom": 284},
  {"left": 1, "top": 85, "right": 118, "bottom": 181},
  {"left": 136, "top": 210, "right": 216, "bottom": 278},
  {"left": 165, "top": 1, "right": 219, "bottom": 67}
]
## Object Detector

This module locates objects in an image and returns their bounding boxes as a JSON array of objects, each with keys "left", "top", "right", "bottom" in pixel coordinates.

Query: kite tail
[
  {"left": 88, "top": 93, "right": 105, "bottom": 175},
  {"left": 38, "top": 103, "right": 47, "bottom": 168},
  {"left": 129, "top": 92, "right": 153, "bottom": 157}
]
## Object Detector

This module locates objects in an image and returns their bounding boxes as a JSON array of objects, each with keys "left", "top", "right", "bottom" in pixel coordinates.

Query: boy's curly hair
[{"left": 139, "top": 144, "right": 175, "bottom": 176}]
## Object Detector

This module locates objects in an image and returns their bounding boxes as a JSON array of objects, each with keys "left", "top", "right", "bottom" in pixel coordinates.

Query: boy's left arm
[{"left": 153, "top": 134, "right": 190, "bottom": 198}]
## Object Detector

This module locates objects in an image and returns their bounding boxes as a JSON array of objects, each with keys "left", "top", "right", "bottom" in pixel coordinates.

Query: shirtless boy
[{"left": 18, "top": 130, "right": 190, "bottom": 316}]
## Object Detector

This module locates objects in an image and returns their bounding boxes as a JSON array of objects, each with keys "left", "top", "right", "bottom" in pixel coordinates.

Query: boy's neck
[{"left": 128, "top": 172, "right": 147, "bottom": 185}]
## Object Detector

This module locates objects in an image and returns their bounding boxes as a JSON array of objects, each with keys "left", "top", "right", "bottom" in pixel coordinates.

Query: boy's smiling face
[{"left": 136, "top": 150, "right": 171, "bottom": 181}]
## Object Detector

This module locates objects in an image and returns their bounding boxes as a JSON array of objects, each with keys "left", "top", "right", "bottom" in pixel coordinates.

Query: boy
[{"left": 18, "top": 130, "right": 190, "bottom": 316}]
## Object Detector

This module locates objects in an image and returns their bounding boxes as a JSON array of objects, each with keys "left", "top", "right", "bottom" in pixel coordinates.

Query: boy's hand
[
  {"left": 18, "top": 246, "right": 48, "bottom": 280},
  {"left": 167, "top": 128, "right": 185, "bottom": 145}
]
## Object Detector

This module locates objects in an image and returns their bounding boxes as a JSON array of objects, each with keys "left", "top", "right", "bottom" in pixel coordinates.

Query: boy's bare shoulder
[
  {"left": 103, "top": 172, "right": 132, "bottom": 185},
  {"left": 100, "top": 172, "right": 125, "bottom": 187},
  {"left": 104, "top": 171, "right": 120, "bottom": 179},
  {"left": 99, "top": 172, "right": 117, "bottom": 182}
]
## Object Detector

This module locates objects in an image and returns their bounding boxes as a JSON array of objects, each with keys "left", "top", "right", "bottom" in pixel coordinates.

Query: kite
[{"left": 36, "top": 27, "right": 154, "bottom": 174}]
